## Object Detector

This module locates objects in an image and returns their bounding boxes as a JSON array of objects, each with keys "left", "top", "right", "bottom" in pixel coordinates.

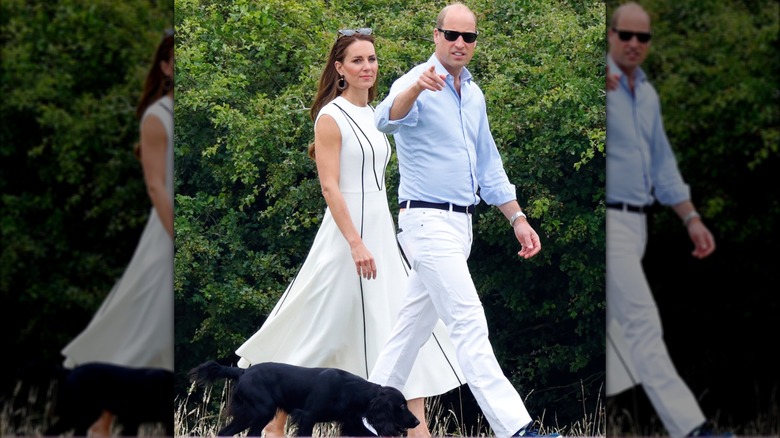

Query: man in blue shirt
[
  {"left": 605, "top": 2, "right": 720, "bottom": 437},
  {"left": 367, "top": 2, "right": 558, "bottom": 437}
]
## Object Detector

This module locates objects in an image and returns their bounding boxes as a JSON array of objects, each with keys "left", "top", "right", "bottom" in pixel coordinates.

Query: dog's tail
[{"left": 188, "top": 360, "right": 244, "bottom": 386}]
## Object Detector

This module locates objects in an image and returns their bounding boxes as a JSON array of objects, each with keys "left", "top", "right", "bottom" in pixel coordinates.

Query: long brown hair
[
  {"left": 134, "top": 30, "right": 174, "bottom": 160},
  {"left": 307, "top": 32, "right": 377, "bottom": 160}
]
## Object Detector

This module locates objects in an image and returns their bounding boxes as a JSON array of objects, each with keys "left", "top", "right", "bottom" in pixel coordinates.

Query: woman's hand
[{"left": 351, "top": 241, "right": 377, "bottom": 279}]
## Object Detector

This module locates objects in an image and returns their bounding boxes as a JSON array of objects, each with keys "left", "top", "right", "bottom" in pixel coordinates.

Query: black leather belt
[
  {"left": 606, "top": 202, "right": 647, "bottom": 213},
  {"left": 401, "top": 200, "right": 475, "bottom": 214}
]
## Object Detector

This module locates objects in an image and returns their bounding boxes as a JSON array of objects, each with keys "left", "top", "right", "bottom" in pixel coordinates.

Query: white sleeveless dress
[
  {"left": 235, "top": 96, "right": 465, "bottom": 399},
  {"left": 61, "top": 95, "right": 174, "bottom": 372}
]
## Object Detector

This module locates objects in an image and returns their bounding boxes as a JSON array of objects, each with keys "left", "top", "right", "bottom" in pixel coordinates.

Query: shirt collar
[
  {"left": 606, "top": 53, "right": 646, "bottom": 87},
  {"left": 429, "top": 53, "right": 473, "bottom": 84}
]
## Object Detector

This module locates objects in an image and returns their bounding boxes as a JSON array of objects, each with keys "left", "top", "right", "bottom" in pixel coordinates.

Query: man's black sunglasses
[
  {"left": 612, "top": 28, "right": 652, "bottom": 43},
  {"left": 437, "top": 28, "right": 478, "bottom": 43},
  {"left": 338, "top": 28, "right": 372, "bottom": 37}
]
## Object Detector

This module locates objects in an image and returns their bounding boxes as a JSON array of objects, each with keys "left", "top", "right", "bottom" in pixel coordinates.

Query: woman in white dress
[
  {"left": 60, "top": 30, "right": 174, "bottom": 437},
  {"left": 234, "top": 29, "right": 464, "bottom": 437}
]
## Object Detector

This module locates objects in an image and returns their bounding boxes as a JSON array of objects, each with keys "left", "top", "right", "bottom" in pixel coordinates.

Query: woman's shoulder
[
  {"left": 319, "top": 96, "right": 346, "bottom": 114},
  {"left": 144, "top": 95, "right": 173, "bottom": 114},
  {"left": 156, "top": 95, "right": 173, "bottom": 113},
  {"left": 315, "top": 97, "right": 347, "bottom": 124},
  {"left": 321, "top": 96, "right": 374, "bottom": 120},
  {"left": 142, "top": 96, "right": 173, "bottom": 123}
]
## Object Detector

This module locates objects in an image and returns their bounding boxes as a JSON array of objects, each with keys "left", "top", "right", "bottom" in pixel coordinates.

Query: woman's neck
[{"left": 339, "top": 89, "right": 369, "bottom": 107}]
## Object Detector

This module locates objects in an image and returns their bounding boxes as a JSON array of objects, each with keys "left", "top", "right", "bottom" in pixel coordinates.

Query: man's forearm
[{"left": 389, "top": 83, "right": 422, "bottom": 121}]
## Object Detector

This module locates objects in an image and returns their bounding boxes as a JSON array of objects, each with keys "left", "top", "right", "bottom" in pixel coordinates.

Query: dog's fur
[
  {"left": 189, "top": 360, "right": 420, "bottom": 437},
  {"left": 44, "top": 362, "right": 174, "bottom": 436}
]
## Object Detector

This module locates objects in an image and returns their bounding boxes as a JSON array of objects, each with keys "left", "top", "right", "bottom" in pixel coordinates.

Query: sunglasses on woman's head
[
  {"left": 612, "top": 28, "right": 652, "bottom": 43},
  {"left": 437, "top": 28, "right": 478, "bottom": 43},
  {"left": 338, "top": 28, "right": 372, "bottom": 37}
]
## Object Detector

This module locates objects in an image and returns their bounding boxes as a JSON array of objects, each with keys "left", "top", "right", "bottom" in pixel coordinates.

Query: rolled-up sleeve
[
  {"left": 374, "top": 65, "right": 427, "bottom": 134},
  {"left": 475, "top": 109, "right": 517, "bottom": 206},
  {"left": 374, "top": 93, "right": 419, "bottom": 134},
  {"left": 650, "top": 101, "right": 690, "bottom": 206}
]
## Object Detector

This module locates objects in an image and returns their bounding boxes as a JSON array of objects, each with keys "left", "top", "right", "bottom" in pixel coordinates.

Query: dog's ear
[{"left": 365, "top": 388, "right": 402, "bottom": 436}]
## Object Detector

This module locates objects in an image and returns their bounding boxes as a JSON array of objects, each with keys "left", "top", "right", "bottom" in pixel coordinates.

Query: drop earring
[
  {"left": 337, "top": 75, "right": 347, "bottom": 91},
  {"left": 163, "top": 75, "right": 173, "bottom": 93}
]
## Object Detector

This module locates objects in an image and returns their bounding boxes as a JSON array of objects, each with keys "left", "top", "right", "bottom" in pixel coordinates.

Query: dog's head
[{"left": 364, "top": 386, "right": 420, "bottom": 436}]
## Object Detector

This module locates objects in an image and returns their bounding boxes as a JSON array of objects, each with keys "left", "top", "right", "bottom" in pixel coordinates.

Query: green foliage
[
  {"left": 605, "top": 0, "right": 779, "bottom": 242},
  {"left": 605, "top": 0, "right": 780, "bottom": 328},
  {"left": 604, "top": 2, "right": 779, "bottom": 432},
  {"left": 1, "top": 0, "right": 173, "bottom": 368},
  {"left": 175, "top": 0, "right": 605, "bottom": 427},
  {"left": 643, "top": 1, "right": 779, "bottom": 243},
  {"left": 468, "top": 0, "right": 606, "bottom": 419}
]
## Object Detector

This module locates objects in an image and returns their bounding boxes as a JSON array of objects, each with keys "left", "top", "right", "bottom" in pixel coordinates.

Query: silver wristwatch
[{"left": 509, "top": 210, "right": 526, "bottom": 227}]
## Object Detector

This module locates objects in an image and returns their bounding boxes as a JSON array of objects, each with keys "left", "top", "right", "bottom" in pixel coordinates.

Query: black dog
[
  {"left": 45, "top": 362, "right": 174, "bottom": 436},
  {"left": 189, "top": 360, "right": 420, "bottom": 437}
]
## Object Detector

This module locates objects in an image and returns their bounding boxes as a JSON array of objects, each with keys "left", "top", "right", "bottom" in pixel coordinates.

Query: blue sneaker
[{"left": 512, "top": 423, "right": 562, "bottom": 437}]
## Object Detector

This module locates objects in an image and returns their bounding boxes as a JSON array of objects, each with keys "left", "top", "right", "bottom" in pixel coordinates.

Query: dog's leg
[
  {"left": 218, "top": 408, "right": 276, "bottom": 437},
  {"left": 294, "top": 412, "right": 316, "bottom": 438},
  {"left": 70, "top": 404, "right": 104, "bottom": 436},
  {"left": 120, "top": 420, "right": 142, "bottom": 437},
  {"left": 341, "top": 418, "right": 375, "bottom": 437},
  {"left": 218, "top": 419, "right": 252, "bottom": 437},
  {"left": 246, "top": 408, "right": 278, "bottom": 438},
  {"left": 247, "top": 419, "right": 271, "bottom": 438},
  {"left": 67, "top": 406, "right": 99, "bottom": 438}
]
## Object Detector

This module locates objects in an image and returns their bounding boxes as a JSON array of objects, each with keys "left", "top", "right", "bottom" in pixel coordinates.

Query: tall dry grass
[
  {"left": 605, "top": 386, "right": 779, "bottom": 437},
  {"left": 1, "top": 377, "right": 606, "bottom": 436},
  {"left": 174, "top": 379, "right": 607, "bottom": 437},
  {"left": 0, "top": 378, "right": 167, "bottom": 437}
]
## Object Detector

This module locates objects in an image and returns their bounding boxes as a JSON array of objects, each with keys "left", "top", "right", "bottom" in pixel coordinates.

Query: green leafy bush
[{"left": 174, "top": 0, "right": 606, "bottom": 426}]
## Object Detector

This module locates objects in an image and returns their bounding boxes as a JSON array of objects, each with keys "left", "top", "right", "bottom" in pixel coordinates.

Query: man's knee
[{"left": 448, "top": 305, "right": 489, "bottom": 340}]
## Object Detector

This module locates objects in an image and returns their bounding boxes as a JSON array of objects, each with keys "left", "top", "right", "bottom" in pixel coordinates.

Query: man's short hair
[
  {"left": 436, "top": 2, "right": 478, "bottom": 29},
  {"left": 609, "top": 1, "right": 649, "bottom": 29}
]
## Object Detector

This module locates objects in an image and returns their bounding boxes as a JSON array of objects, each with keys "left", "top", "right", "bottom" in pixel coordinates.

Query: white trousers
[
  {"left": 368, "top": 208, "right": 530, "bottom": 437},
  {"left": 606, "top": 209, "right": 705, "bottom": 438}
]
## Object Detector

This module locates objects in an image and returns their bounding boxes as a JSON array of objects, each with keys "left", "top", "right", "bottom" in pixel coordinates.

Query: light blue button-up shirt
[
  {"left": 606, "top": 55, "right": 690, "bottom": 207},
  {"left": 374, "top": 54, "right": 516, "bottom": 207}
]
